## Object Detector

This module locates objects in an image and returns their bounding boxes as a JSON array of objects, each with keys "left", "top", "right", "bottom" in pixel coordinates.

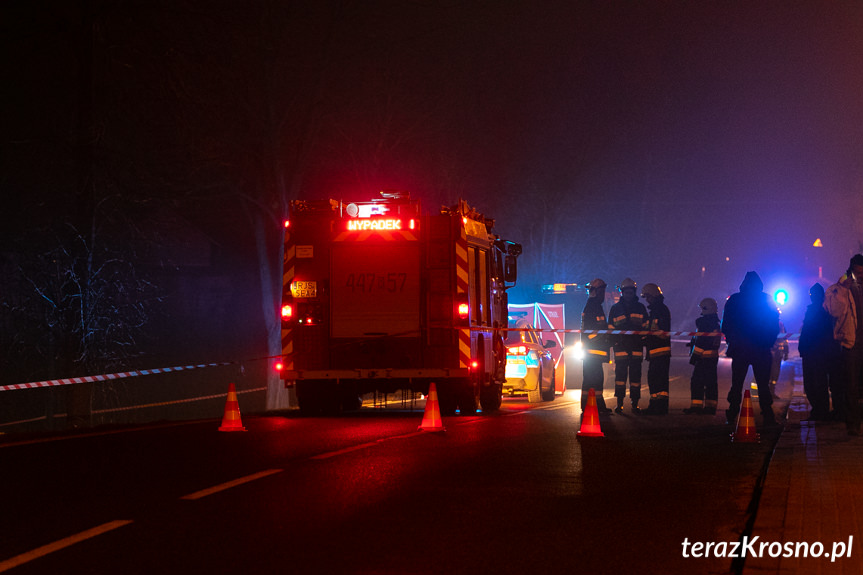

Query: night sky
[{"left": 3, "top": 0, "right": 863, "bottom": 337}]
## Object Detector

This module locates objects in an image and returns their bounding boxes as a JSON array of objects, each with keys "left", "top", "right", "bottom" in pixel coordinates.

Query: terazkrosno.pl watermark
[{"left": 682, "top": 536, "right": 854, "bottom": 562}]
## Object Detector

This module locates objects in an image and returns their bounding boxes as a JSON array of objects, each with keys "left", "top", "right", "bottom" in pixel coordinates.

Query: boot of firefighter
[
  {"left": 596, "top": 396, "right": 613, "bottom": 414},
  {"left": 725, "top": 403, "right": 740, "bottom": 425},
  {"left": 683, "top": 399, "right": 704, "bottom": 415},
  {"left": 645, "top": 396, "right": 668, "bottom": 415}
]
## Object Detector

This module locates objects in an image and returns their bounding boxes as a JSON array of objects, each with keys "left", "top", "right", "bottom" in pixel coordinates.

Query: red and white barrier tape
[
  {"left": 502, "top": 328, "right": 800, "bottom": 339},
  {"left": 0, "top": 362, "right": 235, "bottom": 392},
  {"left": 1, "top": 328, "right": 800, "bottom": 393}
]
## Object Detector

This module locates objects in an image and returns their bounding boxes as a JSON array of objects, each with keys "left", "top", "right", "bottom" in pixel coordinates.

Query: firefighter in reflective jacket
[
  {"left": 608, "top": 278, "right": 648, "bottom": 414},
  {"left": 684, "top": 298, "right": 721, "bottom": 414},
  {"left": 581, "top": 278, "right": 612, "bottom": 413},
  {"left": 642, "top": 283, "right": 671, "bottom": 415}
]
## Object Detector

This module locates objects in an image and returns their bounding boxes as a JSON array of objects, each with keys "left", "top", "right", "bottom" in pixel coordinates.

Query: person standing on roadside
[
  {"left": 608, "top": 278, "right": 648, "bottom": 414},
  {"left": 642, "top": 283, "right": 671, "bottom": 415},
  {"left": 581, "top": 278, "right": 612, "bottom": 414},
  {"left": 799, "top": 283, "right": 843, "bottom": 421},
  {"left": 684, "top": 298, "right": 722, "bottom": 415},
  {"left": 824, "top": 254, "right": 863, "bottom": 435},
  {"left": 721, "top": 271, "right": 780, "bottom": 427}
]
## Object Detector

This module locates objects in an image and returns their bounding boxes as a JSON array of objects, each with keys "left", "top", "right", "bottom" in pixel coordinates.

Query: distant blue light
[{"left": 774, "top": 289, "right": 789, "bottom": 306}]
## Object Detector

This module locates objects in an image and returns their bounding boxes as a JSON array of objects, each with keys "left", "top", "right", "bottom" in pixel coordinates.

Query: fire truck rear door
[{"left": 330, "top": 243, "right": 420, "bottom": 338}]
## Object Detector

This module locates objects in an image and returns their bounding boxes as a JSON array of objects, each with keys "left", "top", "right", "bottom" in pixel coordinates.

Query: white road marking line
[
  {"left": 311, "top": 442, "right": 381, "bottom": 460},
  {"left": 387, "top": 431, "right": 425, "bottom": 441},
  {"left": 539, "top": 401, "right": 579, "bottom": 411},
  {"left": 311, "top": 401, "right": 579, "bottom": 460},
  {"left": 0, "top": 520, "right": 133, "bottom": 573},
  {"left": 312, "top": 431, "right": 425, "bottom": 460},
  {"left": 180, "top": 469, "right": 283, "bottom": 500}
]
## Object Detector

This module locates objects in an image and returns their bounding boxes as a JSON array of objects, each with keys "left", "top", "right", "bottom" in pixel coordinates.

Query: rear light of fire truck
[
  {"left": 281, "top": 303, "right": 293, "bottom": 321},
  {"left": 458, "top": 302, "right": 470, "bottom": 319}
]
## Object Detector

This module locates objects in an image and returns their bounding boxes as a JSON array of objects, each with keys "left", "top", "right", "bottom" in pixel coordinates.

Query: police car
[{"left": 503, "top": 319, "right": 556, "bottom": 402}]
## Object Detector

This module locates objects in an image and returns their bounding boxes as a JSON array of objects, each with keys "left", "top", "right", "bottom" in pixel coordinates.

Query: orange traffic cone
[
  {"left": 219, "top": 383, "right": 247, "bottom": 432},
  {"left": 418, "top": 383, "right": 445, "bottom": 432},
  {"left": 731, "top": 389, "right": 759, "bottom": 443},
  {"left": 577, "top": 388, "right": 605, "bottom": 437}
]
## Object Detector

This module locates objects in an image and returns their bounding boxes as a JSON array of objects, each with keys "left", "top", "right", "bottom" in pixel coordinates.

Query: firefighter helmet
[
  {"left": 587, "top": 278, "right": 607, "bottom": 294},
  {"left": 699, "top": 298, "right": 718, "bottom": 315},
  {"left": 617, "top": 278, "right": 637, "bottom": 292},
  {"left": 640, "top": 283, "right": 662, "bottom": 299}
]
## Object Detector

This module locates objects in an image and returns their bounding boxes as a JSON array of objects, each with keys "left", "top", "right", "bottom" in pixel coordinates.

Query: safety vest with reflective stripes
[
  {"left": 645, "top": 300, "right": 671, "bottom": 359},
  {"left": 609, "top": 298, "right": 648, "bottom": 357},
  {"left": 690, "top": 313, "right": 721, "bottom": 360},
  {"left": 582, "top": 299, "right": 610, "bottom": 361}
]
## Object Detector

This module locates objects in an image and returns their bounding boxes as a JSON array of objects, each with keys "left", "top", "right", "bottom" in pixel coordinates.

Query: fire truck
[{"left": 279, "top": 191, "right": 521, "bottom": 415}]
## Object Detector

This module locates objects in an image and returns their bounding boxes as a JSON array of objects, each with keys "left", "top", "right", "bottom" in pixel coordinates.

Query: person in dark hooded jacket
[
  {"left": 799, "top": 283, "right": 843, "bottom": 420},
  {"left": 721, "top": 271, "right": 780, "bottom": 426}
]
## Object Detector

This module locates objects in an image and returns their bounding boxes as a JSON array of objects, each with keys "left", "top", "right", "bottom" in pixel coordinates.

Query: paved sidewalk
[{"left": 744, "top": 380, "right": 863, "bottom": 575}]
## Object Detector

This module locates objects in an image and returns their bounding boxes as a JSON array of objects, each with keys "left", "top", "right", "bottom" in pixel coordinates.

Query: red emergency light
[
  {"left": 458, "top": 302, "right": 470, "bottom": 319},
  {"left": 281, "top": 304, "right": 293, "bottom": 319},
  {"left": 274, "top": 361, "right": 284, "bottom": 371}
]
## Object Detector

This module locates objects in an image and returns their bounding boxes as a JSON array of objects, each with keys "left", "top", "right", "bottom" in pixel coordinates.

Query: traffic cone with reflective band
[
  {"left": 219, "top": 383, "right": 247, "bottom": 432},
  {"left": 418, "top": 383, "right": 445, "bottom": 432},
  {"left": 577, "top": 388, "right": 604, "bottom": 437},
  {"left": 731, "top": 389, "right": 759, "bottom": 443}
]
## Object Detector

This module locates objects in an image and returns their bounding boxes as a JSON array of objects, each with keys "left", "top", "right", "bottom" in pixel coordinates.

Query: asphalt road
[{"left": 0, "top": 350, "right": 791, "bottom": 575}]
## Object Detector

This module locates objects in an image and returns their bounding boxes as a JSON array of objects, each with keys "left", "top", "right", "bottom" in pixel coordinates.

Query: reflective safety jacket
[
  {"left": 689, "top": 313, "right": 721, "bottom": 361},
  {"left": 824, "top": 273, "right": 862, "bottom": 350},
  {"left": 581, "top": 297, "right": 610, "bottom": 362},
  {"left": 608, "top": 297, "right": 648, "bottom": 358},
  {"left": 645, "top": 297, "right": 671, "bottom": 360}
]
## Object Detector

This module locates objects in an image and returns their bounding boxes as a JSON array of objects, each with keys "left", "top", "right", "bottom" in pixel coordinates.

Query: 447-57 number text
[{"left": 345, "top": 272, "right": 408, "bottom": 293}]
